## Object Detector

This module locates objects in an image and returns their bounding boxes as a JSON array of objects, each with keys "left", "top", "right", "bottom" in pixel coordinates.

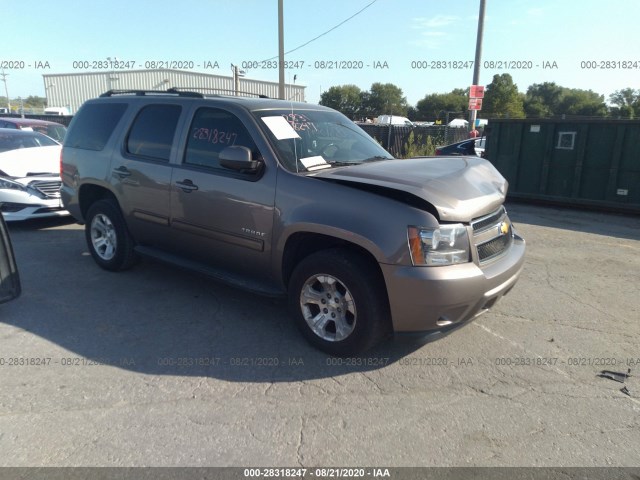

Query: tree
[
  {"left": 524, "top": 82, "right": 564, "bottom": 117},
  {"left": 319, "top": 85, "right": 363, "bottom": 119},
  {"left": 524, "top": 83, "right": 607, "bottom": 117},
  {"left": 609, "top": 88, "right": 640, "bottom": 118},
  {"left": 24, "top": 96, "right": 47, "bottom": 109},
  {"left": 361, "top": 82, "right": 408, "bottom": 117},
  {"left": 558, "top": 89, "right": 607, "bottom": 116},
  {"left": 483, "top": 74, "right": 525, "bottom": 118},
  {"left": 415, "top": 88, "right": 468, "bottom": 121}
]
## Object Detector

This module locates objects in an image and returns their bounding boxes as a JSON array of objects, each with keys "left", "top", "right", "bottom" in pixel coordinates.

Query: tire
[
  {"left": 84, "top": 199, "right": 138, "bottom": 271},
  {"left": 288, "top": 248, "right": 390, "bottom": 356}
]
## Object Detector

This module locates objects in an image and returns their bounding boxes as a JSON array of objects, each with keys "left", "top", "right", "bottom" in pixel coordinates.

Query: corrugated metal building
[{"left": 42, "top": 69, "right": 306, "bottom": 113}]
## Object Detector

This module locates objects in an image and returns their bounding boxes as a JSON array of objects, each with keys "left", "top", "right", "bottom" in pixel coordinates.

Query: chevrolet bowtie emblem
[{"left": 499, "top": 221, "right": 510, "bottom": 235}]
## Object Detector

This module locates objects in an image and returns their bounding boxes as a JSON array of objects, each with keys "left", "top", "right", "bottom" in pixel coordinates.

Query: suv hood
[
  {"left": 312, "top": 156, "right": 507, "bottom": 222},
  {"left": 0, "top": 145, "right": 61, "bottom": 178}
]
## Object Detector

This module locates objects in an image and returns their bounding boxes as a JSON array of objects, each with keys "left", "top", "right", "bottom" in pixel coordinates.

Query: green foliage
[
  {"left": 416, "top": 89, "right": 467, "bottom": 121},
  {"left": 0, "top": 95, "right": 47, "bottom": 112},
  {"left": 483, "top": 74, "right": 525, "bottom": 118},
  {"left": 403, "top": 130, "right": 436, "bottom": 158},
  {"left": 318, "top": 78, "right": 637, "bottom": 121},
  {"left": 524, "top": 82, "right": 607, "bottom": 117},
  {"left": 608, "top": 88, "right": 640, "bottom": 118},
  {"left": 361, "top": 82, "right": 409, "bottom": 117},
  {"left": 524, "top": 82, "right": 563, "bottom": 116},
  {"left": 319, "top": 82, "right": 409, "bottom": 120},
  {"left": 558, "top": 89, "right": 607, "bottom": 116},
  {"left": 24, "top": 96, "right": 47, "bottom": 108},
  {"left": 406, "top": 106, "right": 418, "bottom": 121},
  {"left": 319, "top": 85, "right": 363, "bottom": 120}
]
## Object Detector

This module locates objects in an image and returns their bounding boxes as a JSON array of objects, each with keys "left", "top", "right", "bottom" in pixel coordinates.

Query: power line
[{"left": 261, "top": 0, "right": 378, "bottom": 62}]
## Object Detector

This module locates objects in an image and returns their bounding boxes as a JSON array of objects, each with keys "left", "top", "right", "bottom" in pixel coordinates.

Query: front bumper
[
  {"left": 381, "top": 233, "right": 525, "bottom": 334},
  {"left": 0, "top": 195, "right": 69, "bottom": 222}
]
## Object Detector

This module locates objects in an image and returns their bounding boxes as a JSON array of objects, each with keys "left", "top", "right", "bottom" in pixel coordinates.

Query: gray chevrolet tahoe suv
[{"left": 61, "top": 89, "right": 525, "bottom": 356}]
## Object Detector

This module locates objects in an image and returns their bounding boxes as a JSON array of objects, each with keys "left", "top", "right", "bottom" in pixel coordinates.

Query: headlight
[
  {"left": 408, "top": 224, "right": 470, "bottom": 266},
  {"left": 0, "top": 178, "right": 26, "bottom": 191}
]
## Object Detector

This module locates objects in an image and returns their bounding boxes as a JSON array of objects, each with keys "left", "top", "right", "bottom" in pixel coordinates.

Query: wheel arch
[
  {"left": 281, "top": 232, "right": 391, "bottom": 322},
  {"left": 78, "top": 183, "right": 119, "bottom": 221}
]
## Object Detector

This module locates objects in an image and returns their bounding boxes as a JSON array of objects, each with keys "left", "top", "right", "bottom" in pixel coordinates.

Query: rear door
[
  {"left": 0, "top": 213, "right": 21, "bottom": 303},
  {"left": 110, "top": 102, "right": 184, "bottom": 247}
]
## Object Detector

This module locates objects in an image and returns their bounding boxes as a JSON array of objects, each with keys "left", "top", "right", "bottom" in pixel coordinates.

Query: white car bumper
[{"left": 0, "top": 179, "right": 69, "bottom": 222}]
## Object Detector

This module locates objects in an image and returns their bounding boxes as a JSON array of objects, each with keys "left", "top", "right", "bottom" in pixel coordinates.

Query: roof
[
  {"left": 448, "top": 118, "right": 469, "bottom": 127},
  {"left": 0, "top": 127, "right": 53, "bottom": 136},
  {"left": 0, "top": 117, "right": 65, "bottom": 127},
  {"left": 91, "top": 89, "right": 328, "bottom": 113}
]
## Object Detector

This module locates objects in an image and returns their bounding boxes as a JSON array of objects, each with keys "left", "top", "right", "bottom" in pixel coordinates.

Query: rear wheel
[
  {"left": 288, "top": 249, "right": 390, "bottom": 356},
  {"left": 85, "top": 199, "right": 138, "bottom": 271}
]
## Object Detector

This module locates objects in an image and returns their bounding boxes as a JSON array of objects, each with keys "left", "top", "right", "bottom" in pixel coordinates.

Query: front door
[{"left": 169, "top": 107, "right": 277, "bottom": 284}]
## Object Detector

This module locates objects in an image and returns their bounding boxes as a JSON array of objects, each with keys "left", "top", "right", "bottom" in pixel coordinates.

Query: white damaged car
[{"left": 0, "top": 129, "right": 69, "bottom": 221}]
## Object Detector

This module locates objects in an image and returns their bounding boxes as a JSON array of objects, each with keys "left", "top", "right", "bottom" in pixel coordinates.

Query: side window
[
  {"left": 64, "top": 103, "right": 127, "bottom": 151},
  {"left": 126, "top": 104, "right": 181, "bottom": 161},
  {"left": 184, "top": 107, "right": 259, "bottom": 172}
]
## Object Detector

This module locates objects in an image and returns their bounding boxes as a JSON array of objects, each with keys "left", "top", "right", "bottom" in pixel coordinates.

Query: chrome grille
[
  {"left": 472, "top": 206, "right": 506, "bottom": 233},
  {"left": 30, "top": 180, "right": 62, "bottom": 199},
  {"left": 477, "top": 234, "right": 512, "bottom": 261},
  {"left": 471, "top": 206, "right": 513, "bottom": 263}
]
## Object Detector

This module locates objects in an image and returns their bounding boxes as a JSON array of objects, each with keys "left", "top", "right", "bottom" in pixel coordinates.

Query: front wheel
[
  {"left": 288, "top": 249, "right": 390, "bottom": 356},
  {"left": 84, "top": 199, "right": 138, "bottom": 271}
]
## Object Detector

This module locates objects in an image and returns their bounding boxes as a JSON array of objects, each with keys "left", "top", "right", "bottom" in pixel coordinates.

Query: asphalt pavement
[{"left": 1, "top": 203, "right": 639, "bottom": 467}]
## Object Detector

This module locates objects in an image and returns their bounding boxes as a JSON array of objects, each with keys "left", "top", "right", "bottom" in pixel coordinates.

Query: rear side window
[
  {"left": 126, "top": 104, "right": 181, "bottom": 161},
  {"left": 64, "top": 103, "right": 127, "bottom": 151},
  {"left": 45, "top": 125, "right": 67, "bottom": 142}
]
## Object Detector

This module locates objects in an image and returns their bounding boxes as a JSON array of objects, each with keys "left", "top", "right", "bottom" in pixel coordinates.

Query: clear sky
[{"left": 2, "top": 0, "right": 639, "bottom": 107}]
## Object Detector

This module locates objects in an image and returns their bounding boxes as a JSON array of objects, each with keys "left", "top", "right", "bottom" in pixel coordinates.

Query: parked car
[
  {"left": 376, "top": 115, "right": 414, "bottom": 127},
  {"left": 61, "top": 89, "right": 524, "bottom": 356},
  {"left": 435, "top": 137, "right": 486, "bottom": 157},
  {"left": 0, "top": 117, "right": 67, "bottom": 142},
  {"left": 44, "top": 107, "right": 70, "bottom": 116},
  {"left": 0, "top": 128, "right": 60, "bottom": 152},
  {"left": 0, "top": 211, "right": 21, "bottom": 303},
  {"left": 0, "top": 129, "right": 68, "bottom": 221}
]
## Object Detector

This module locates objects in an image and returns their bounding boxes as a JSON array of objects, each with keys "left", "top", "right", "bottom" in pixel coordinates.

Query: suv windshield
[{"left": 253, "top": 108, "right": 394, "bottom": 172}]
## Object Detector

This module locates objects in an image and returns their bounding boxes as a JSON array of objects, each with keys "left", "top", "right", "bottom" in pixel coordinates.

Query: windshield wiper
[
  {"left": 361, "top": 155, "right": 393, "bottom": 162},
  {"left": 325, "top": 161, "right": 357, "bottom": 167}
]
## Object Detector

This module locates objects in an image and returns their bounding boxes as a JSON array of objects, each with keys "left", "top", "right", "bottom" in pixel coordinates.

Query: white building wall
[{"left": 43, "top": 69, "right": 306, "bottom": 113}]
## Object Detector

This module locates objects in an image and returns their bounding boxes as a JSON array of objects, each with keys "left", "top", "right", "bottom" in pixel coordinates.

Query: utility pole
[
  {"left": 469, "top": 0, "right": 486, "bottom": 133},
  {"left": 231, "top": 64, "right": 245, "bottom": 96},
  {"left": 278, "top": 0, "right": 285, "bottom": 99},
  {"left": 1, "top": 69, "right": 11, "bottom": 112}
]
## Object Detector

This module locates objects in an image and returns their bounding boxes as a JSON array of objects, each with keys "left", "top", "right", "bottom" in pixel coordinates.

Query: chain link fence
[{"left": 358, "top": 124, "right": 469, "bottom": 158}]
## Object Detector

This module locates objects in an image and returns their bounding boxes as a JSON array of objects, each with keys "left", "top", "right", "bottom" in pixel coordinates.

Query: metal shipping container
[{"left": 486, "top": 119, "right": 640, "bottom": 214}]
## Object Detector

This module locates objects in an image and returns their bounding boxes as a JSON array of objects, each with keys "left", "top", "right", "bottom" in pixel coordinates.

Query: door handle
[
  {"left": 113, "top": 166, "right": 132, "bottom": 178},
  {"left": 175, "top": 179, "right": 199, "bottom": 192}
]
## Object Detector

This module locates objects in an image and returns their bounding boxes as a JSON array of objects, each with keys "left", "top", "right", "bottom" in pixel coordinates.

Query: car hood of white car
[{"left": 0, "top": 145, "right": 61, "bottom": 178}]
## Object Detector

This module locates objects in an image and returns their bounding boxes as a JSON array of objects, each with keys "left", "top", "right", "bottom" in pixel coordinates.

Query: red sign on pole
[
  {"left": 468, "top": 98, "right": 483, "bottom": 111},
  {"left": 470, "top": 85, "right": 485, "bottom": 98}
]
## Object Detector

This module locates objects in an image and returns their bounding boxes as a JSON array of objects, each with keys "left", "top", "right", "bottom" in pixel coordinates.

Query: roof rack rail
[
  {"left": 168, "top": 87, "right": 270, "bottom": 99},
  {"left": 100, "top": 89, "right": 205, "bottom": 98}
]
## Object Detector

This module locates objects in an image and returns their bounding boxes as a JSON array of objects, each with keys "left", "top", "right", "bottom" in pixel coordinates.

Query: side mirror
[
  {"left": 219, "top": 146, "right": 262, "bottom": 173},
  {"left": 0, "top": 211, "right": 21, "bottom": 304}
]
